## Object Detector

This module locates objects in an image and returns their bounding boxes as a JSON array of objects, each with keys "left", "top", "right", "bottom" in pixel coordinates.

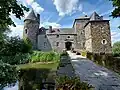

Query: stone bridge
[{"left": 67, "top": 51, "right": 120, "bottom": 90}]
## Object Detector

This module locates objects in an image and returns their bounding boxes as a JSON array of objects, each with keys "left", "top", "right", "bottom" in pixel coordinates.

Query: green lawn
[{"left": 17, "top": 62, "right": 58, "bottom": 71}]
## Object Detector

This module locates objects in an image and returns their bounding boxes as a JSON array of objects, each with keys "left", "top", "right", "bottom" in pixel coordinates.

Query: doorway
[{"left": 65, "top": 42, "right": 72, "bottom": 50}]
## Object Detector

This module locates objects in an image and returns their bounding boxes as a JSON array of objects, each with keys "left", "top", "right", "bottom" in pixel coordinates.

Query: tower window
[
  {"left": 25, "top": 29, "right": 27, "bottom": 34},
  {"left": 44, "top": 42, "right": 47, "bottom": 48},
  {"left": 56, "top": 42, "right": 59, "bottom": 46},
  {"left": 101, "top": 39, "right": 107, "bottom": 45},
  {"left": 45, "top": 35, "right": 47, "bottom": 38},
  {"left": 68, "top": 36, "right": 70, "bottom": 38},
  {"left": 56, "top": 35, "right": 59, "bottom": 38}
]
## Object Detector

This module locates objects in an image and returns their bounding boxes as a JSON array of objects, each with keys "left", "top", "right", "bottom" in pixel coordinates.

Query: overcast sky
[{"left": 9, "top": 0, "right": 120, "bottom": 44}]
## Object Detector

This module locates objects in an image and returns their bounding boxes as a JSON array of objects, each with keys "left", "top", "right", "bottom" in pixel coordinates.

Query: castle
[{"left": 23, "top": 10, "right": 112, "bottom": 53}]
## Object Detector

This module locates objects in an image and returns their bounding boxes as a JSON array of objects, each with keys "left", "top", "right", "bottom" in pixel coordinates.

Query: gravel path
[{"left": 67, "top": 51, "right": 120, "bottom": 90}]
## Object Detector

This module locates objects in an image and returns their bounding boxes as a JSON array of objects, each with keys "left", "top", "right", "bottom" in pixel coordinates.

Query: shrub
[
  {"left": 112, "top": 41, "right": 120, "bottom": 57},
  {"left": 60, "top": 51, "right": 68, "bottom": 56},
  {"left": 0, "top": 53, "right": 31, "bottom": 65},
  {"left": 31, "top": 51, "right": 60, "bottom": 63},
  {"left": 56, "top": 76, "right": 93, "bottom": 90},
  {"left": 81, "top": 50, "right": 87, "bottom": 57},
  {"left": 0, "top": 36, "right": 32, "bottom": 56},
  {"left": 0, "top": 61, "right": 17, "bottom": 88}
]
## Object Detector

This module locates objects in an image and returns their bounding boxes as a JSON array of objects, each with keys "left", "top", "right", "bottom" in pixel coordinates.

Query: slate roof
[
  {"left": 46, "top": 28, "right": 76, "bottom": 35},
  {"left": 72, "top": 16, "right": 90, "bottom": 28},
  {"left": 24, "top": 10, "right": 37, "bottom": 21},
  {"left": 90, "top": 12, "right": 103, "bottom": 20}
]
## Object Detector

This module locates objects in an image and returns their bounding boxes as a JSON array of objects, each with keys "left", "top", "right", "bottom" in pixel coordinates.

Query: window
[
  {"left": 101, "top": 39, "right": 107, "bottom": 45},
  {"left": 56, "top": 42, "right": 59, "bottom": 46},
  {"left": 56, "top": 35, "right": 59, "bottom": 38},
  {"left": 25, "top": 29, "right": 27, "bottom": 34},
  {"left": 45, "top": 35, "right": 47, "bottom": 38},
  {"left": 68, "top": 36, "right": 70, "bottom": 38},
  {"left": 44, "top": 42, "right": 47, "bottom": 48}
]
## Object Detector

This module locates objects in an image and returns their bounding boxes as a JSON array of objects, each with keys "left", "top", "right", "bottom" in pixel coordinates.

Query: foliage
[
  {"left": 0, "top": 37, "right": 31, "bottom": 56},
  {"left": 81, "top": 50, "right": 87, "bottom": 57},
  {"left": 0, "top": 0, "right": 29, "bottom": 34},
  {"left": 0, "top": 0, "right": 29, "bottom": 87},
  {"left": 0, "top": 53, "right": 31, "bottom": 65},
  {"left": 23, "top": 36, "right": 32, "bottom": 52},
  {"left": 0, "top": 61, "right": 17, "bottom": 88},
  {"left": 112, "top": 41, "right": 120, "bottom": 57},
  {"left": 110, "top": 0, "right": 120, "bottom": 29},
  {"left": 56, "top": 76, "right": 93, "bottom": 90},
  {"left": 60, "top": 51, "right": 68, "bottom": 56},
  {"left": 110, "top": 0, "right": 120, "bottom": 18},
  {"left": 0, "top": 36, "right": 32, "bottom": 65},
  {"left": 31, "top": 51, "right": 60, "bottom": 63},
  {"left": 0, "top": 36, "right": 31, "bottom": 87}
]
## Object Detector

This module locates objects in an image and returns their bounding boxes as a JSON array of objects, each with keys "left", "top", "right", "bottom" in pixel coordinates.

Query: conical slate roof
[
  {"left": 90, "top": 12, "right": 102, "bottom": 20},
  {"left": 24, "top": 10, "right": 37, "bottom": 21}
]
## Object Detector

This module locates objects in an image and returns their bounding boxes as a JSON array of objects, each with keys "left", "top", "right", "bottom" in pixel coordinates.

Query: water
[
  {"left": 2, "top": 68, "right": 56, "bottom": 90},
  {"left": 3, "top": 82, "right": 18, "bottom": 90}
]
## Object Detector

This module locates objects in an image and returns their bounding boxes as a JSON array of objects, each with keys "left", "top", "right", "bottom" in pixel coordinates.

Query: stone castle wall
[
  {"left": 85, "top": 23, "right": 92, "bottom": 52},
  {"left": 90, "top": 21, "right": 112, "bottom": 53},
  {"left": 74, "top": 19, "right": 89, "bottom": 50},
  {"left": 24, "top": 20, "right": 39, "bottom": 49}
]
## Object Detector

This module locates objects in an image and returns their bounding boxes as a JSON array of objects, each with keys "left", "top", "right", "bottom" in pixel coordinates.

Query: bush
[
  {"left": 0, "top": 53, "right": 31, "bottom": 65},
  {"left": 31, "top": 51, "right": 60, "bottom": 63},
  {"left": 81, "top": 50, "right": 87, "bottom": 57},
  {"left": 0, "top": 61, "right": 17, "bottom": 88},
  {"left": 60, "top": 51, "right": 68, "bottom": 56},
  {"left": 112, "top": 41, "right": 120, "bottom": 57},
  {"left": 56, "top": 76, "right": 93, "bottom": 90},
  {"left": 0, "top": 36, "right": 32, "bottom": 56}
]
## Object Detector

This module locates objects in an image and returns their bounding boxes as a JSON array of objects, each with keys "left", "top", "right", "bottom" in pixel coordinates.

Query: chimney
[{"left": 49, "top": 26, "right": 52, "bottom": 33}]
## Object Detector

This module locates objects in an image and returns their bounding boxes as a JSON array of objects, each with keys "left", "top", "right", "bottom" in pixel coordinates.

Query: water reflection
[
  {"left": 3, "top": 82, "right": 18, "bottom": 90},
  {"left": 3, "top": 68, "right": 55, "bottom": 90}
]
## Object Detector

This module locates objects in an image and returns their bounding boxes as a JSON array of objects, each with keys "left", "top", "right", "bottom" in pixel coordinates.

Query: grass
[{"left": 17, "top": 62, "right": 58, "bottom": 71}]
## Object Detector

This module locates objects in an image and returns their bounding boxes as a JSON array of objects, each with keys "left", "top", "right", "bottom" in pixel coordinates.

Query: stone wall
[
  {"left": 90, "top": 21, "right": 112, "bottom": 53},
  {"left": 24, "top": 20, "right": 39, "bottom": 49},
  {"left": 74, "top": 19, "right": 89, "bottom": 50},
  {"left": 85, "top": 23, "right": 92, "bottom": 52},
  {"left": 87, "top": 52, "right": 120, "bottom": 73},
  {"left": 37, "top": 35, "right": 52, "bottom": 51},
  {"left": 46, "top": 34, "right": 76, "bottom": 52}
]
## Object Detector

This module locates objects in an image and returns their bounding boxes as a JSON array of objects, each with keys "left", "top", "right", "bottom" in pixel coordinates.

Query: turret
[{"left": 23, "top": 9, "right": 40, "bottom": 49}]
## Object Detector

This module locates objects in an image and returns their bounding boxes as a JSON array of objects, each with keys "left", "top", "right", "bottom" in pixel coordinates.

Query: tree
[
  {"left": 0, "top": 0, "right": 29, "bottom": 39},
  {"left": 0, "top": 0, "right": 29, "bottom": 87},
  {"left": 112, "top": 41, "right": 120, "bottom": 56},
  {"left": 110, "top": 0, "right": 120, "bottom": 18},
  {"left": 110, "top": 0, "right": 120, "bottom": 28}
]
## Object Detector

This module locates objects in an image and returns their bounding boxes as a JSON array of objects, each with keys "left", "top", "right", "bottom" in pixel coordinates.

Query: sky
[{"left": 9, "top": 0, "right": 120, "bottom": 44}]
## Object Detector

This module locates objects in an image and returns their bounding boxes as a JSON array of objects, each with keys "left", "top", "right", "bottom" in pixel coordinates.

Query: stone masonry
[{"left": 23, "top": 10, "right": 112, "bottom": 54}]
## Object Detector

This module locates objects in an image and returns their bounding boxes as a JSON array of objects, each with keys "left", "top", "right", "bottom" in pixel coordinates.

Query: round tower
[{"left": 23, "top": 10, "right": 40, "bottom": 49}]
